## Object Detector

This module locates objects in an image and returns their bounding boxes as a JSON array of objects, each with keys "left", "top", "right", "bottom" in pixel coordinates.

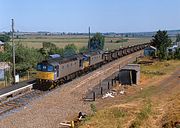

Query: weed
[
  {"left": 90, "top": 103, "right": 97, "bottom": 113},
  {"left": 111, "top": 108, "right": 126, "bottom": 118}
]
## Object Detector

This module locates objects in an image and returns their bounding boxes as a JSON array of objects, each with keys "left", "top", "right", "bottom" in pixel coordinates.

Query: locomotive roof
[
  {"left": 39, "top": 50, "right": 104, "bottom": 66},
  {"left": 47, "top": 54, "right": 84, "bottom": 65}
]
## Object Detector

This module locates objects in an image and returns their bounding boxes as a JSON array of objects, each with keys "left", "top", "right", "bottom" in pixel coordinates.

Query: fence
[{"left": 84, "top": 71, "right": 120, "bottom": 101}]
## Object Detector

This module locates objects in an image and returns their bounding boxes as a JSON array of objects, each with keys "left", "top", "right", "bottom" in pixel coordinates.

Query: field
[{"left": 14, "top": 35, "right": 152, "bottom": 50}]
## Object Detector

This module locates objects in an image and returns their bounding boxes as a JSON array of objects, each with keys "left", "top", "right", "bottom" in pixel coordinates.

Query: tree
[
  {"left": 0, "top": 42, "right": 45, "bottom": 79},
  {"left": 176, "top": 33, "right": 180, "bottom": 42},
  {"left": 42, "top": 42, "right": 56, "bottom": 49},
  {"left": 49, "top": 47, "right": 64, "bottom": 56},
  {"left": 79, "top": 46, "right": 88, "bottom": 53},
  {"left": 64, "top": 44, "right": 77, "bottom": 57},
  {"left": 88, "top": 33, "right": 105, "bottom": 51},
  {"left": 0, "top": 43, "right": 12, "bottom": 62},
  {"left": 0, "top": 34, "right": 10, "bottom": 42},
  {"left": 151, "top": 30, "right": 171, "bottom": 60},
  {"left": 39, "top": 42, "right": 60, "bottom": 58},
  {"left": 174, "top": 48, "right": 180, "bottom": 59},
  {"left": 15, "top": 43, "right": 44, "bottom": 71}
]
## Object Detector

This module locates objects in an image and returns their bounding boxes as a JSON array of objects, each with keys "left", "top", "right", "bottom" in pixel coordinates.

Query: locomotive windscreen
[{"left": 37, "top": 63, "right": 54, "bottom": 72}]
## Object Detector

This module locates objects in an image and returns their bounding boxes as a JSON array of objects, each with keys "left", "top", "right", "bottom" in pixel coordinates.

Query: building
[
  {"left": 0, "top": 62, "right": 10, "bottom": 80},
  {"left": 144, "top": 46, "right": 157, "bottom": 56},
  {"left": 178, "top": 42, "right": 180, "bottom": 48},
  {"left": 173, "top": 42, "right": 180, "bottom": 48},
  {"left": 0, "top": 41, "right": 4, "bottom": 52},
  {"left": 167, "top": 44, "right": 179, "bottom": 54},
  {"left": 118, "top": 64, "right": 140, "bottom": 85}
]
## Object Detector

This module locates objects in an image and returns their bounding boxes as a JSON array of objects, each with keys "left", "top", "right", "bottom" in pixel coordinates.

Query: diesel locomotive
[{"left": 36, "top": 43, "right": 149, "bottom": 89}]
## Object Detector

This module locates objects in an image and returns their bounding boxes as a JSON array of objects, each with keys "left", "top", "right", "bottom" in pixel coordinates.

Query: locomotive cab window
[
  {"left": 37, "top": 64, "right": 42, "bottom": 71},
  {"left": 42, "top": 65, "right": 47, "bottom": 71},
  {"left": 47, "top": 65, "right": 54, "bottom": 72}
]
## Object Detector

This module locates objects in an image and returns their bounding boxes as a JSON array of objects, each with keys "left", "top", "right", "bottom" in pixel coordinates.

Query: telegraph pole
[
  {"left": 11, "top": 19, "right": 16, "bottom": 84},
  {"left": 88, "top": 27, "right": 91, "bottom": 50}
]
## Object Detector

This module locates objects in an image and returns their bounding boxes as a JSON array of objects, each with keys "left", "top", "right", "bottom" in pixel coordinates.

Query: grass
[
  {"left": 127, "top": 59, "right": 180, "bottom": 102},
  {"left": 79, "top": 107, "right": 127, "bottom": 128},
  {"left": 129, "top": 99, "right": 152, "bottom": 128},
  {"left": 90, "top": 103, "right": 97, "bottom": 113},
  {"left": 13, "top": 36, "right": 151, "bottom": 50},
  {"left": 126, "top": 85, "right": 157, "bottom": 102},
  {"left": 0, "top": 81, "right": 5, "bottom": 89},
  {"left": 140, "top": 59, "right": 180, "bottom": 78},
  {"left": 80, "top": 101, "right": 151, "bottom": 128},
  {"left": 115, "top": 39, "right": 129, "bottom": 43}
]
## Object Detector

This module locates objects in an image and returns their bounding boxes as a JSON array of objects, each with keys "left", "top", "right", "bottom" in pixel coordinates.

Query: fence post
[
  {"left": 93, "top": 91, "right": 96, "bottom": 101},
  {"left": 130, "top": 70, "right": 133, "bottom": 85},
  {"left": 108, "top": 83, "right": 110, "bottom": 90},
  {"left": 101, "top": 87, "right": 103, "bottom": 95}
]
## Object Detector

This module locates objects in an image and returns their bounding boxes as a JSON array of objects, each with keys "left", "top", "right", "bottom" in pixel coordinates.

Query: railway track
[{"left": 0, "top": 89, "right": 44, "bottom": 116}]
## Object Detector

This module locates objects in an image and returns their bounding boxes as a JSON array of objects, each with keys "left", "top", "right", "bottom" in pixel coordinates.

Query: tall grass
[{"left": 129, "top": 99, "right": 152, "bottom": 128}]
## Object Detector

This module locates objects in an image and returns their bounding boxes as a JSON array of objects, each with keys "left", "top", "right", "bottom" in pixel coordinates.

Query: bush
[{"left": 115, "top": 39, "right": 128, "bottom": 43}]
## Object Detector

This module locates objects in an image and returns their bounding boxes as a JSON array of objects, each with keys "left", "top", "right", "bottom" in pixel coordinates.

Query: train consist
[{"left": 36, "top": 43, "right": 150, "bottom": 89}]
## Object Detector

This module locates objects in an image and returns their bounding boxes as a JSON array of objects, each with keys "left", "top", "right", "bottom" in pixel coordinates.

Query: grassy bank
[
  {"left": 80, "top": 100, "right": 152, "bottom": 128},
  {"left": 140, "top": 59, "right": 180, "bottom": 78},
  {"left": 79, "top": 106, "right": 128, "bottom": 128},
  {"left": 79, "top": 59, "right": 180, "bottom": 128}
]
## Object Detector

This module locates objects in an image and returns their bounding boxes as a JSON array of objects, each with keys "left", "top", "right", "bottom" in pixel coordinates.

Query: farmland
[{"left": 14, "top": 35, "right": 152, "bottom": 50}]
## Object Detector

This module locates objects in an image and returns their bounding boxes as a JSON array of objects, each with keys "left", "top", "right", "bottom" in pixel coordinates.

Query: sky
[{"left": 0, "top": 0, "right": 180, "bottom": 33}]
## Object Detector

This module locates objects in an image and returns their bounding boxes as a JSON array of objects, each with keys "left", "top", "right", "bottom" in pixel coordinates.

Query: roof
[
  {"left": 167, "top": 45, "right": 178, "bottom": 49},
  {"left": 0, "top": 41, "right": 4, "bottom": 45},
  {"left": 145, "top": 46, "right": 157, "bottom": 50},
  {"left": 0, "top": 62, "right": 10, "bottom": 69},
  {"left": 49, "top": 54, "right": 61, "bottom": 59},
  {"left": 149, "top": 46, "right": 157, "bottom": 50}
]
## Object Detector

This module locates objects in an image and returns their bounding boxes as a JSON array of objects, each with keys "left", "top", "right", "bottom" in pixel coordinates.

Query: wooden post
[
  {"left": 101, "top": 87, "right": 103, "bottom": 95},
  {"left": 93, "top": 91, "right": 95, "bottom": 101},
  {"left": 108, "top": 84, "right": 110, "bottom": 90},
  {"left": 70, "top": 121, "right": 74, "bottom": 128},
  {"left": 27, "top": 70, "right": 29, "bottom": 80},
  {"left": 130, "top": 70, "right": 133, "bottom": 85}
]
